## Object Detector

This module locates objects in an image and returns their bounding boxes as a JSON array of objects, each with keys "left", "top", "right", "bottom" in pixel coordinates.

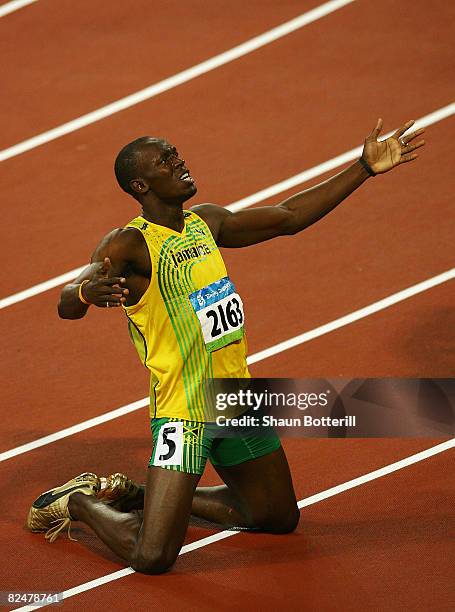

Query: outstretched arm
[
  {"left": 57, "top": 229, "right": 133, "bottom": 319},
  {"left": 192, "top": 119, "right": 425, "bottom": 248},
  {"left": 57, "top": 258, "right": 128, "bottom": 319}
]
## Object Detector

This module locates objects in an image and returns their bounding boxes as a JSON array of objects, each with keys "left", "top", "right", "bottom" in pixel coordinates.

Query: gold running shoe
[
  {"left": 97, "top": 473, "right": 142, "bottom": 511},
  {"left": 26, "top": 472, "right": 100, "bottom": 543}
]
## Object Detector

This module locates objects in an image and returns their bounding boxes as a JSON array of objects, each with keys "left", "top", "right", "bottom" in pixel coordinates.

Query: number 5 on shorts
[{"left": 153, "top": 421, "right": 184, "bottom": 467}]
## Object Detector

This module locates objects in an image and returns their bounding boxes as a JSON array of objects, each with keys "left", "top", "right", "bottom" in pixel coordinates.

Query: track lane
[
  {"left": 257, "top": 281, "right": 455, "bottom": 378},
  {"left": 2, "top": 0, "right": 454, "bottom": 294},
  {"left": 0, "top": 401, "right": 449, "bottom": 595},
  {"left": 1, "top": 268, "right": 454, "bottom": 454},
  {"left": 87, "top": 446, "right": 452, "bottom": 612},
  {"left": 1, "top": 0, "right": 323, "bottom": 147},
  {"left": 2, "top": 102, "right": 454, "bottom": 311}
]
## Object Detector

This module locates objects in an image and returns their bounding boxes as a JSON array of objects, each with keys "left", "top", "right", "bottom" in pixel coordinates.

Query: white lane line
[
  {"left": 1, "top": 101, "right": 454, "bottom": 311},
  {"left": 297, "top": 438, "right": 455, "bottom": 509},
  {"left": 0, "top": 0, "right": 355, "bottom": 163},
  {"left": 0, "top": 398, "right": 149, "bottom": 462},
  {"left": 1, "top": 267, "right": 453, "bottom": 464},
  {"left": 228, "top": 102, "right": 455, "bottom": 212},
  {"left": 248, "top": 268, "right": 455, "bottom": 365},
  {"left": 0, "top": 0, "right": 37, "bottom": 18},
  {"left": 15, "top": 438, "right": 455, "bottom": 611},
  {"left": 0, "top": 266, "right": 86, "bottom": 309}
]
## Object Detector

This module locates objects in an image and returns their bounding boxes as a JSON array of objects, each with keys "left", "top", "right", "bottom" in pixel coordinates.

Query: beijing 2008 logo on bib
[{"left": 189, "top": 276, "right": 244, "bottom": 352}]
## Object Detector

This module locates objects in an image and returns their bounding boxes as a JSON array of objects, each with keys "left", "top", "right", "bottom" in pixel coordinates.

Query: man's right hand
[{"left": 82, "top": 257, "right": 129, "bottom": 308}]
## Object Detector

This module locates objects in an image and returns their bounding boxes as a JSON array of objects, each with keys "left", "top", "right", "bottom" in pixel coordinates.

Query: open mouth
[{"left": 179, "top": 171, "right": 194, "bottom": 183}]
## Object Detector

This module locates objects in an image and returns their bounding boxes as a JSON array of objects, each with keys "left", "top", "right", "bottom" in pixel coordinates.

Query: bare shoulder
[
  {"left": 90, "top": 227, "right": 145, "bottom": 263},
  {"left": 190, "top": 203, "right": 231, "bottom": 241}
]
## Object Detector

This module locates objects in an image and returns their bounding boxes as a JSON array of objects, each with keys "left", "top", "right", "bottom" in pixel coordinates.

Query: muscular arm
[
  {"left": 57, "top": 228, "right": 146, "bottom": 319},
  {"left": 193, "top": 160, "right": 368, "bottom": 247},
  {"left": 192, "top": 119, "right": 424, "bottom": 248}
]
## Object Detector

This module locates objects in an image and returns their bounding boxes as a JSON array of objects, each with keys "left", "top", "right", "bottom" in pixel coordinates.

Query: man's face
[{"left": 133, "top": 139, "right": 197, "bottom": 203}]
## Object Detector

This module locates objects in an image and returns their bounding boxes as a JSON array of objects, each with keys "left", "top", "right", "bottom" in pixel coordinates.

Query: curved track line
[
  {"left": 1, "top": 101, "right": 453, "bottom": 310},
  {"left": 1, "top": 267, "right": 453, "bottom": 463},
  {"left": 0, "top": 0, "right": 355, "bottom": 162},
  {"left": 0, "top": 0, "right": 37, "bottom": 18},
  {"left": 15, "top": 438, "right": 455, "bottom": 611}
]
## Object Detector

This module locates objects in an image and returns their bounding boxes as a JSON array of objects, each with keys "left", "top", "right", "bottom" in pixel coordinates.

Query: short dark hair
[{"left": 114, "top": 136, "right": 151, "bottom": 199}]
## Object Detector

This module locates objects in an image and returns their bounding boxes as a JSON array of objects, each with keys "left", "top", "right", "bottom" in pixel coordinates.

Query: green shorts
[{"left": 150, "top": 417, "right": 281, "bottom": 475}]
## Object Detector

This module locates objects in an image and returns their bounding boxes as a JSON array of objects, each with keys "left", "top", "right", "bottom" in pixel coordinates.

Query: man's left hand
[{"left": 362, "top": 118, "right": 425, "bottom": 175}]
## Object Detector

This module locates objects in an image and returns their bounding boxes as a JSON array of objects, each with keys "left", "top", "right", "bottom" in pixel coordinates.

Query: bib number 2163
[
  {"left": 206, "top": 296, "right": 243, "bottom": 338},
  {"left": 189, "top": 277, "right": 245, "bottom": 352}
]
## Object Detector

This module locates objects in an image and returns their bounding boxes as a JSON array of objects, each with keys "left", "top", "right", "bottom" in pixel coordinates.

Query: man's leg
[
  {"left": 69, "top": 466, "right": 200, "bottom": 574},
  {"left": 192, "top": 445, "right": 300, "bottom": 533},
  {"left": 108, "top": 445, "right": 299, "bottom": 533}
]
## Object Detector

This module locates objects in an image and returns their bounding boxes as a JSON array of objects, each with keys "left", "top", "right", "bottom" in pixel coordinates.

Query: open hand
[
  {"left": 82, "top": 257, "right": 129, "bottom": 308},
  {"left": 362, "top": 119, "right": 425, "bottom": 175}
]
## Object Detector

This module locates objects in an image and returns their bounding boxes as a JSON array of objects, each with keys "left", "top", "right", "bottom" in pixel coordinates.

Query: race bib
[
  {"left": 153, "top": 421, "right": 184, "bottom": 467},
  {"left": 189, "top": 276, "right": 244, "bottom": 352}
]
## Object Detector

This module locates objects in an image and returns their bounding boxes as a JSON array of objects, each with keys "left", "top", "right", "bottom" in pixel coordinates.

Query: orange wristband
[{"left": 78, "top": 280, "right": 91, "bottom": 305}]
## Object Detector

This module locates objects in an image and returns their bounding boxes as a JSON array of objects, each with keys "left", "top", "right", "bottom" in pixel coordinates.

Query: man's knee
[
  {"left": 131, "top": 546, "right": 177, "bottom": 575},
  {"left": 272, "top": 506, "right": 300, "bottom": 534},
  {"left": 254, "top": 504, "right": 300, "bottom": 534}
]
